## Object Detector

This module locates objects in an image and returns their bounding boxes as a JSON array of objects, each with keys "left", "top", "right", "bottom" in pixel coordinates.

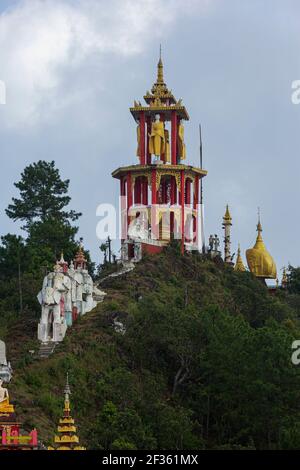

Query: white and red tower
[{"left": 112, "top": 55, "right": 207, "bottom": 261}]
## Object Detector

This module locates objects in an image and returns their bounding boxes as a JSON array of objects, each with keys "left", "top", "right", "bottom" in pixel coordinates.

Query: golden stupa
[
  {"left": 246, "top": 217, "right": 277, "bottom": 279},
  {"left": 234, "top": 244, "right": 246, "bottom": 272},
  {"left": 48, "top": 375, "right": 85, "bottom": 451}
]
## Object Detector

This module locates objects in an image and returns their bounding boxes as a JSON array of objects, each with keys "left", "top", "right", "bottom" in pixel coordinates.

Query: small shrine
[
  {"left": 0, "top": 380, "right": 38, "bottom": 450},
  {"left": 48, "top": 375, "right": 86, "bottom": 451},
  {"left": 37, "top": 243, "right": 106, "bottom": 344},
  {"left": 112, "top": 51, "right": 207, "bottom": 261}
]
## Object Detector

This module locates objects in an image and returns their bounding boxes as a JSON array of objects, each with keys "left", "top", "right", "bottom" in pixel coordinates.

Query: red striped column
[
  {"left": 146, "top": 116, "right": 152, "bottom": 165},
  {"left": 180, "top": 170, "right": 185, "bottom": 254},
  {"left": 127, "top": 172, "right": 133, "bottom": 231},
  {"left": 151, "top": 169, "right": 158, "bottom": 240},
  {"left": 194, "top": 175, "right": 199, "bottom": 244},
  {"left": 140, "top": 111, "right": 146, "bottom": 165},
  {"left": 171, "top": 111, "right": 177, "bottom": 165}
]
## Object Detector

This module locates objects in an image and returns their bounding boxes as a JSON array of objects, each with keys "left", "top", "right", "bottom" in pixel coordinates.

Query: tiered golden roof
[
  {"left": 234, "top": 244, "right": 246, "bottom": 272},
  {"left": 130, "top": 51, "right": 189, "bottom": 121},
  {"left": 246, "top": 218, "right": 277, "bottom": 279},
  {"left": 48, "top": 375, "right": 85, "bottom": 451},
  {"left": 143, "top": 55, "right": 177, "bottom": 106}
]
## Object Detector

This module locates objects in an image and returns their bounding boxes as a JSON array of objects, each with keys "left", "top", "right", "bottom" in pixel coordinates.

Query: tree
[
  {"left": 287, "top": 265, "right": 300, "bottom": 294},
  {"left": 6, "top": 160, "right": 81, "bottom": 230}
]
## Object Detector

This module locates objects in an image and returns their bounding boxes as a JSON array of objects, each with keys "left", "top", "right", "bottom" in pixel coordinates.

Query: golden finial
[
  {"left": 257, "top": 207, "right": 262, "bottom": 233},
  {"left": 234, "top": 244, "right": 246, "bottom": 272},
  {"left": 64, "top": 372, "right": 71, "bottom": 412},
  {"left": 157, "top": 45, "right": 164, "bottom": 84},
  {"left": 222, "top": 204, "right": 232, "bottom": 225}
]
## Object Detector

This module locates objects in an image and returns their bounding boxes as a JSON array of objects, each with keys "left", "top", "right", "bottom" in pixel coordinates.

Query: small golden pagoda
[
  {"left": 281, "top": 267, "right": 288, "bottom": 289},
  {"left": 234, "top": 244, "right": 246, "bottom": 272},
  {"left": 48, "top": 375, "right": 85, "bottom": 451},
  {"left": 246, "top": 216, "right": 277, "bottom": 280}
]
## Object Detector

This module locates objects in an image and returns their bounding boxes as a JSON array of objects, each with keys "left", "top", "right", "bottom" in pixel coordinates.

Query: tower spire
[
  {"left": 222, "top": 205, "right": 232, "bottom": 264},
  {"left": 157, "top": 45, "right": 164, "bottom": 84},
  {"left": 48, "top": 373, "right": 86, "bottom": 450}
]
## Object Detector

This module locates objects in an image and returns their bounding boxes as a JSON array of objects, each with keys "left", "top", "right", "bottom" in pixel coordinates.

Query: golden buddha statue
[
  {"left": 0, "top": 379, "right": 14, "bottom": 414},
  {"left": 136, "top": 121, "right": 141, "bottom": 158},
  {"left": 178, "top": 119, "right": 186, "bottom": 160},
  {"left": 234, "top": 244, "right": 246, "bottom": 272},
  {"left": 149, "top": 114, "right": 165, "bottom": 158},
  {"left": 246, "top": 218, "right": 277, "bottom": 279}
]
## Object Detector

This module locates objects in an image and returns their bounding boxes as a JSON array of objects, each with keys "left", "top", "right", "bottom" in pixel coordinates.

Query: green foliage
[
  {"left": 287, "top": 265, "right": 300, "bottom": 294},
  {"left": 2, "top": 241, "right": 300, "bottom": 449},
  {"left": 6, "top": 160, "right": 81, "bottom": 229}
]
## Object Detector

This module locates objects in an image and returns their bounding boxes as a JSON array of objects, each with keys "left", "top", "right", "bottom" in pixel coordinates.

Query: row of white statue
[{"left": 37, "top": 252, "right": 106, "bottom": 344}]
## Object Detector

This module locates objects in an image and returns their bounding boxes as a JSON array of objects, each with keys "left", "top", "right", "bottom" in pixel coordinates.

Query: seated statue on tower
[
  {"left": 0, "top": 379, "right": 14, "bottom": 414},
  {"left": 149, "top": 114, "right": 165, "bottom": 162}
]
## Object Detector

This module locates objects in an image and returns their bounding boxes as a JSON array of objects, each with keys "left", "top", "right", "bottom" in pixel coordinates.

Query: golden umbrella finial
[
  {"left": 157, "top": 44, "right": 164, "bottom": 84},
  {"left": 257, "top": 207, "right": 262, "bottom": 233}
]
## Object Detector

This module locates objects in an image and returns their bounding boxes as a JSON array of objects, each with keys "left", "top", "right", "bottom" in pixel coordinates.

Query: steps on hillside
[
  {"left": 98, "top": 261, "right": 135, "bottom": 285},
  {"left": 38, "top": 342, "right": 58, "bottom": 359}
]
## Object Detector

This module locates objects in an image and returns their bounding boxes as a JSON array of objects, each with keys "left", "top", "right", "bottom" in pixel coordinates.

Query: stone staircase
[
  {"left": 97, "top": 261, "right": 135, "bottom": 285},
  {"left": 38, "top": 342, "right": 58, "bottom": 359}
]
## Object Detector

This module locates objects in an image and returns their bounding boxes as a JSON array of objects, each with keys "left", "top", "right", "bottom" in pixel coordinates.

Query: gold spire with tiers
[
  {"left": 246, "top": 216, "right": 277, "bottom": 279},
  {"left": 234, "top": 244, "right": 246, "bottom": 272},
  {"left": 223, "top": 205, "right": 232, "bottom": 225},
  {"left": 48, "top": 375, "right": 85, "bottom": 451},
  {"left": 282, "top": 267, "right": 288, "bottom": 289},
  {"left": 130, "top": 49, "right": 189, "bottom": 121}
]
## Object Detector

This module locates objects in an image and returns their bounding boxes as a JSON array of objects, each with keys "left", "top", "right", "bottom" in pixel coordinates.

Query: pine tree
[{"left": 6, "top": 160, "right": 81, "bottom": 230}]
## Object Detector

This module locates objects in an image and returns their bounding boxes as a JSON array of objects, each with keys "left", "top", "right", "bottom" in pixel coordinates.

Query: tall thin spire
[
  {"left": 48, "top": 373, "right": 86, "bottom": 450},
  {"left": 222, "top": 205, "right": 232, "bottom": 264},
  {"left": 199, "top": 124, "right": 205, "bottom": 254},
  {"left": 157, "top": 45, "right": 164, "bottom": 84},
  {"left": 257, "top": 207, "right": 262, "bottom": 233},
  {"left": 64, "top": 372, "right": 71, "bottom": 401}
]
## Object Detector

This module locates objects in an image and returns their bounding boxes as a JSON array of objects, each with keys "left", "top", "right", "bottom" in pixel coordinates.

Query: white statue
[
  {"left": 37, "top": 249, "right": 106, "bottom": 344},
  {"left": 128, "top": 215, "right": 149, "bottom": 241},
  {"left": 0, "top": 340, "right": 12, "bottom": 383}
]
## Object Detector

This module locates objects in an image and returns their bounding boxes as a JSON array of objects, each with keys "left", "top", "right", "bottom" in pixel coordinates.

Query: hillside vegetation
[{"left": 2, "top": 245, "right": 300, "bottom": 450}]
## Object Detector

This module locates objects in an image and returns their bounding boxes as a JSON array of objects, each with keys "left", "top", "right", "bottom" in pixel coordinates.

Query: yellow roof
[
  {"left": 246, "top": 219, "right": 277, "bottom": 279},
  {"left": 234, "top": 245, "right": 246, "bottom": 272}
]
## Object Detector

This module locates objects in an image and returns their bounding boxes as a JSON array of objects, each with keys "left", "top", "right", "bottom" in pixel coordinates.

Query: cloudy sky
[{"left": 0, "top": 0, "right": 300, "bottom": 274}]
